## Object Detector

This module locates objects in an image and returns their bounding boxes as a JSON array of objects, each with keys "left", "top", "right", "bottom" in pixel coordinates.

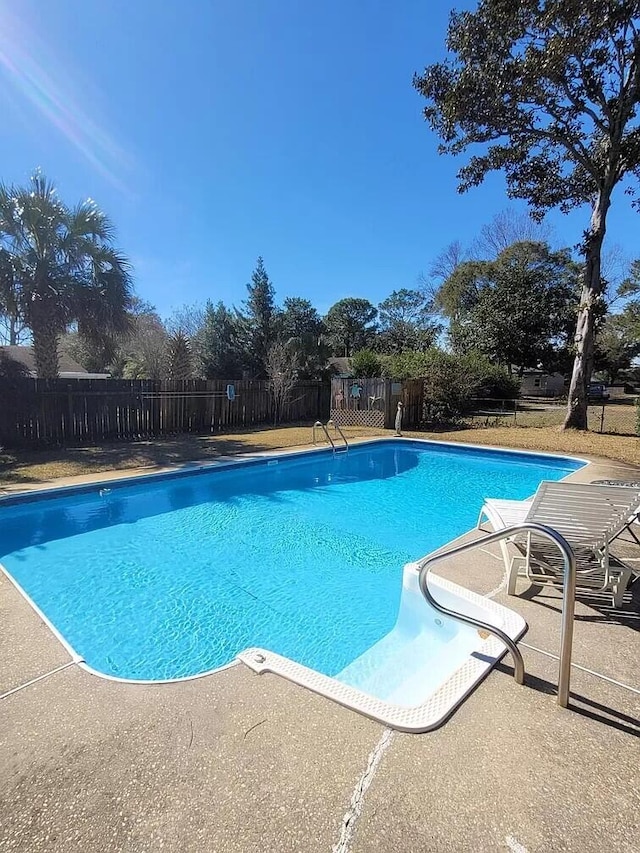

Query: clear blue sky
[{"left": 0, "top": 0, "right": 637, "bottom": 318}]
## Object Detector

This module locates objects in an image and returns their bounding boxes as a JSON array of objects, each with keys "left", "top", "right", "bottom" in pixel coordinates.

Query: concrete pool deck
[{"left": 1, "top": 449, "right": 639, "bottom": 852}]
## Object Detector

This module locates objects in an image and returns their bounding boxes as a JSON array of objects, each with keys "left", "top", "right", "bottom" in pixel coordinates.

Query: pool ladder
[
  {"left": 417, "top": 523, "right": 577, "bottom": 708},
  {"left": 313, "top": 419, "right": 349, "bottom": 453}
]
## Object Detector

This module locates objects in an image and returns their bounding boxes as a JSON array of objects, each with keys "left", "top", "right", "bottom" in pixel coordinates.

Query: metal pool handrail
[
  {"left": 312, "top": 420, "right": 336, "bottom": 451},
  {"left": 327, "top": 419, "right": 349, "bottom": 452},
  {"left": 312, "top": 420, "right": 349, "bottom": 453},
  {"left": 416, "top": 522, "right": 577, "bottom": 708}
]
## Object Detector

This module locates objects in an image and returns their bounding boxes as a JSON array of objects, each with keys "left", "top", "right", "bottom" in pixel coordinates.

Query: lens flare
[{"left": 0, "top": 2, "right": 133, "bottom": 190}]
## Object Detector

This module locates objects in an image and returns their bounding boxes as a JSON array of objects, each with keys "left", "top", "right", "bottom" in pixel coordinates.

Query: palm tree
[
  {"left": 167, "top": 330, "right": 194, "bottom": 379},
  {"left": 0, "top": 171, "right": 132, "bottom": 377},
  {"left": 0, "top": 247, "right": 26, "bottom": 344}
]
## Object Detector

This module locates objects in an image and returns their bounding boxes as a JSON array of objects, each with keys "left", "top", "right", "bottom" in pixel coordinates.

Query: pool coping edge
[{"left": 0, "top": 435, "right": 589, "bottom": 507}]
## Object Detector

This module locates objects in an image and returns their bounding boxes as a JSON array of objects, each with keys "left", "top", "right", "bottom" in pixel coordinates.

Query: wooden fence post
[
  {"left": 67, "top": 386, "right": 74, "bottom": 440},
  {"left": 384, "top": 380, "right": 393, "bottom": 429}
]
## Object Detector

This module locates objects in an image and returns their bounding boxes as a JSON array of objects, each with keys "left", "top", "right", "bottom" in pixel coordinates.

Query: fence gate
[{"left": 330, "top": 377, "right": 387, "bottom": 427}]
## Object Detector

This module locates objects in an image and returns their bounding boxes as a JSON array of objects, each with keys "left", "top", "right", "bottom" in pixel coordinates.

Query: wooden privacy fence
[
  {"left": 0, "top": 379, "right": 331, "bottom": 447},
  {"left": 330, "top": 377, "right": 424, "bottom": 430}
]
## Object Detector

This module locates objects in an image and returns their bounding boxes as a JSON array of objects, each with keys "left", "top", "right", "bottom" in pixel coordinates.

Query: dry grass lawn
[
  {"left": 1, "top": 421, "right": 638, "bottom": 491},
  {"left": 413, "top": 425, "right": 639, "bottom": 465}
]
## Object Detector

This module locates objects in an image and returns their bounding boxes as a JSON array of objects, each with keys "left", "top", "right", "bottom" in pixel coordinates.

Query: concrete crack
[
  {"left": 485, "top": 552, "right": 510, "bottom": 600},
  {"left": 332, "top": 727, "right": 395, "bottom": 853},
  {"left": 243, "top": 718, "right": 267, "bottom": 739}
]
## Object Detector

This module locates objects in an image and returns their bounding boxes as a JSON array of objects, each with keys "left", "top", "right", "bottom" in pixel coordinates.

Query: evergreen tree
[
  {"left": 242, "top": 257, "right": 276, "bottom": 376},
  {"left": 278, "top": 297, "right": 325, "bottom": 340},
  {"left": 377, "top": 289, "right": 439, "bottom": 353},
  {"left": 197, "top": 300, "right": 243, "bottom": 379},
  {"left": 278, "top": 297, "right": 329, "bottom": 378},
  {"left": 325, "top": 298, "right": 377, "bottom": 356}
]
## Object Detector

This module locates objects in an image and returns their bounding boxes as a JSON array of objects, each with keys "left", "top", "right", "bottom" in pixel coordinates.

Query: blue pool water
[{"left": 0, "top": 440, "right": 583, "bottom": 681}]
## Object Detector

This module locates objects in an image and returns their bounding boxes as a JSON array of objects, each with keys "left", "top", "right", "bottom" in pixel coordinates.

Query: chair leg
[
  {"left": 612, "top": 583, "right": 625, "bottom": 609},
  {"left": 507, "top": 555, "right": 521, "bottom": 596},
  {"left": 611, "top": 566, "right": 633, "bottom": 608},
  {"left": 498, "top": 539, "right": 510, "bottom": 572}
]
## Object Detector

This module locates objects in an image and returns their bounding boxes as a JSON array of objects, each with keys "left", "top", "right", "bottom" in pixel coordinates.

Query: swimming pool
[{"left": 0, "top": 439, "right": 583, "bottom": 691}]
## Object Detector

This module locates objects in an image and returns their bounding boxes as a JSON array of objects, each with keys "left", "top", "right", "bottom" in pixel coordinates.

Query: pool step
[
  {"left": 239, "top": 569, "right": 527, "bottom": 732},
  {"left": 335, "top": 627, "right": 476, "bottom": 708}
]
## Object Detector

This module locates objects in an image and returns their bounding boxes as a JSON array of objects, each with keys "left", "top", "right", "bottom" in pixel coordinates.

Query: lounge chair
[
  {"left": 477, "top": 498, "right": 533, "bottom": 576},
  {"left": 591, "top": 479, "right": 640, "bottom": 545},
  {"left": 478, "top": 482, "right": 640, "bottom": 607}
]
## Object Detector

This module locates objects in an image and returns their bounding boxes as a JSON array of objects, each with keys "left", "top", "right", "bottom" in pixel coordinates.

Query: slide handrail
[{"left": 416, "top": 522, "right": 576, "bottom": 707}]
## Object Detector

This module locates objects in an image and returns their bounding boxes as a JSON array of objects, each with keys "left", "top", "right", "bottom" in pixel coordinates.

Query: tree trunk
[
  {"left": 563, "top": 194, "right": 609, "bottom": 430},
  {"left": 31, "top": 320, "right": 60, "bottom": 378}
]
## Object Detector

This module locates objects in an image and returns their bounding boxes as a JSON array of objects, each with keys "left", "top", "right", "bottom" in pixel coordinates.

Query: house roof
[
  {"left": 0, "top": 345, "right": 105, "bottom": 378},
  {"left": 513, "top": 367, "right": 565, "bottom": 378}
]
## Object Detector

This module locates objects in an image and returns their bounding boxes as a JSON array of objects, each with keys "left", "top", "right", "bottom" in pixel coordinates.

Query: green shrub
[
  {"left": 380, "top": 350, "right": 433, "bottom": 380},
  {"left": 381, "top": 348, "right": 519, "bottom": 423},
  {"left": 462, "top": 353, "right": 520, "bottom": 399},
  {"left": 420, "top": 351, "right": 476, "bottom": 421},
  {"left": 636, "top": 396, "right": 640, "bottom": 436},
  {"left": 0, "top": 350, "right": 30, "bottom": 379},
  {"left": 351, "top": 348, "right": 382, "bottom": 377}
]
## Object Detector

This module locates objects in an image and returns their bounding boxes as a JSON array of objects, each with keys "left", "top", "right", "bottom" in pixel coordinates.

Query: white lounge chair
[
  {"left": 590, "top": 479, "right": 640, "bottom": 546},
  {"left": 477, "top": 498, "right": 532, "bottom": 577},
  {"left": 478, "top": 482, "right": 640, "bottom": 607}
]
